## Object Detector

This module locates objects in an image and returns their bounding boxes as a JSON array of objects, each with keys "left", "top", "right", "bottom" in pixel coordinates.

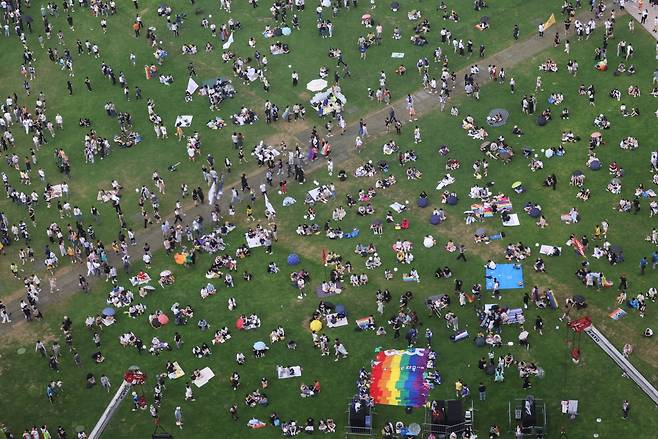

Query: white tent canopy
[
  {"left": 310, "top": 89, "right": 347, "bottom": 106},
  {"left": 306, "top": 79, "right": 328, "bottom": 92}
]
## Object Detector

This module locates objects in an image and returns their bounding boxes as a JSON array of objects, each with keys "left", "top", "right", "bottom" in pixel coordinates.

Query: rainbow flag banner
[{"left": 370, "top": 348, "right": 430, "bottom": 407}]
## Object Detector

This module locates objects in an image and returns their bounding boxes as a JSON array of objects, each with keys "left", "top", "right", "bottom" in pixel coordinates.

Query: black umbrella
[{"left": 22, "top": 15, "right": 33, "bottom": 23}]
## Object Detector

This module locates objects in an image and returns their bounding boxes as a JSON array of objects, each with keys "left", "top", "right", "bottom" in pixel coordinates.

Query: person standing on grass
[
  {"left": 456, "top": 244, "right": 466, "bottom": 261},
  {"left": 36, "top": 340, "right": 47, "bottom": 358},
  {"left": 478, "top": 382, "right": 486, "bottom": 401},
  {"left": 534, "top": 315, "right": 543, "bottom": 335},
  {"left": 327, "top": 158, "right": 333, "bottom": 176},
  {"left": 229, "top": 404, "right": 239, "bottom": 420},
  {"left": 622, "top": 400, "right": 630, "bottom": 419},
  {"left": 640, "top": 256, "right": 648, "bottom": 274},
  {"left": 100, "top": 374, "right": 111, "bottom": 392},
  {"left": 174, "top": 406, "right": 183, "bottom": 429}
]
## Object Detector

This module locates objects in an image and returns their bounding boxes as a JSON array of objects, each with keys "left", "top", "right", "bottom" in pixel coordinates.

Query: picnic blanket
[
  {"left": 502, "top": 213, "right": 520, "bottom": 226},
  {"left": 425, "top": 294, "right": 449, "bottom": 310},
  {"left": 168, "top": 361, "right": 185, "bottom": 380},
  {"left": 486, "top": 108, "right": 509, "bottom": 127},
  {"left": 504, "top": 308, "right": 525, "bottom": 324},
  {"left": 193, "top": 367, "right": 215, "bottom": 388},
  {"left": 471, "top": 196, "right": 512, "bottom": 218},
  {"left": 245, "top": 233, "right": 264, "bottom": 248},
  {"left": 277, "top": 366, "right": 302, "bottom": 379},
  {"left": 175, "top": 115, "right": 193, "bottom": 127},
  {"left": 325, "top": 313, "right": 349, "bottom": 328},
  {"left": 566, "top": 237, "right": 586, "bottom": 256},
  {"left": 609, "top": 308, "right": 627, "bottom": 320},
  {"left": 45, "top": 184, "right": 64, "bottom": 201},
  {"left": 356, "top": 317, "right": 372, "bottom": 329},
  {"left": 315, "top": 284, "right": 342, "bottom": 298},
  {"left": 540, "top": 245, "right": 562, "bottom": 256},
  {"left": 96, "top": 190, "right": 120, "bottom": 203},
  {"left": 129, "top": 272, "right": 151, "bottom": 286},
  {"left": 435, "top": 174, "right": 456, "bottom": 190},
  {"left": 485, "top": 264, "right": 524, "bottom": 289},
  {"left": 391, "top": 52, "right": 405, "bottom": 58},
  {"left": 389, "top": 202, "right": 407, "bottom": 213},
  {"left": 307, "top": 187, "right": 322, "bottom": 201}
]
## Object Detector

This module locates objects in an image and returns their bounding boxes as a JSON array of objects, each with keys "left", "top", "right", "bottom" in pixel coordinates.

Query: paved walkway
[
  {"left": 624, "top": 0, "right": 658, "bottom": 40},
  {"left": 0, "top": 3, "right": 622, "bottom": 336}
]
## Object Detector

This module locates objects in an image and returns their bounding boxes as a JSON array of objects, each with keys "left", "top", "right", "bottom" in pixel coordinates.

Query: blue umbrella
[
  {"left": 287, "top": 253, "right": 301, "bottom": 265},
  {"left": 253, "top": 341, "right": 267, "bottom": 351},
  {"left": 102, "top": 307, "right": 116, "bottom": 316}
]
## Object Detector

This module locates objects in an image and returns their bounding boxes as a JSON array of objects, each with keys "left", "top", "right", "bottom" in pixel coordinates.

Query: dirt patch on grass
[
  {"left": 439, "top": 218, "right": 504, "bottom": 261},
  {"left": 0, "top": 320, "right": 56, "bottom": 346}
]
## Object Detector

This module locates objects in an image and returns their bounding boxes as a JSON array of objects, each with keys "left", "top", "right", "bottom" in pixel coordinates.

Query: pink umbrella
[
  {"left": 157, "top": 314, "right": 169, "bottom": 325},
  {"left": 235, "top": 318, "right": 245, "bottom": 330}
]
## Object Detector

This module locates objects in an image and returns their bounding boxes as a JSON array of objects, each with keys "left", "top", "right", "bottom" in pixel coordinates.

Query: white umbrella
[{"left": 306, "top": 79, "right": 328, "bottom": 92}]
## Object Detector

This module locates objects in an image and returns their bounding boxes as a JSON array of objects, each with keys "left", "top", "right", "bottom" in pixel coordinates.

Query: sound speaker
[
  {"left": 349, "top": 404, "right": 369, "bottom": 433},
  {"left": 446, "top": 400, "right": 464, "bottom": 426}
]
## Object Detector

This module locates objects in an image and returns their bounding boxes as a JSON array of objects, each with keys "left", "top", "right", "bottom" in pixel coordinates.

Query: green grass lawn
[
  {"left": 1, "top": 1, "right": 658, "bottom": 438},
  {"left": 0, "top": 0, "right": 558, "bottom": 296}
]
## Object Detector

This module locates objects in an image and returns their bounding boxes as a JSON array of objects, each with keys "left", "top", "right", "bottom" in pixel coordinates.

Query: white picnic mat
[
  {"left": 540, "top": 245, "right": 562, "bottom": 256},
  {"left": 245, "top": 233, "right": 263, "bottom": 248},
  {"left": 326, "top": 313, "right": 349, "bottom": 328},
  {"left": 307, "top": 187, "right": 322, "bottom": 201},
  {"left": 193, "top": 367, "right": 215, "bottom": 388},
  {"left": 175, "top": 115, "right": 193, "bottom": 127},
  {"left": 436, "top": 175, "right": 455, "bottom": 190},
  {"left": 389, "top": 202, "right": 406, "bottom": 213},
  {"left": 129, "top": 273, "right": 151, "bottom": 286},
  {"left": 502, "top": 213, "right": 520, "bottom": 226},
  {"left": 277, "top": 365, "right": 302, "bottom": 379}
]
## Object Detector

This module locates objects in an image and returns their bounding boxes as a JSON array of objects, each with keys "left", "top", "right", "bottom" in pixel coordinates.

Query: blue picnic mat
[{"left": 485, "top": 264, "right": 524, "bottom": 290}]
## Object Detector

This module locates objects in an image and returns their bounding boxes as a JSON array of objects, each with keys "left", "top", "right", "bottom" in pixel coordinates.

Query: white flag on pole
[
  {"left": 264, "top": 193, "right": 276, "bottom": 216},
  {"left": 208, "top": 181, "right": 217, "bottom": 205},
  {"left": 222, "top": 32, "right": 234, "bottom": 50},
  {"left": 186, "top": 77, "right": 199, "bottom": 94}
]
